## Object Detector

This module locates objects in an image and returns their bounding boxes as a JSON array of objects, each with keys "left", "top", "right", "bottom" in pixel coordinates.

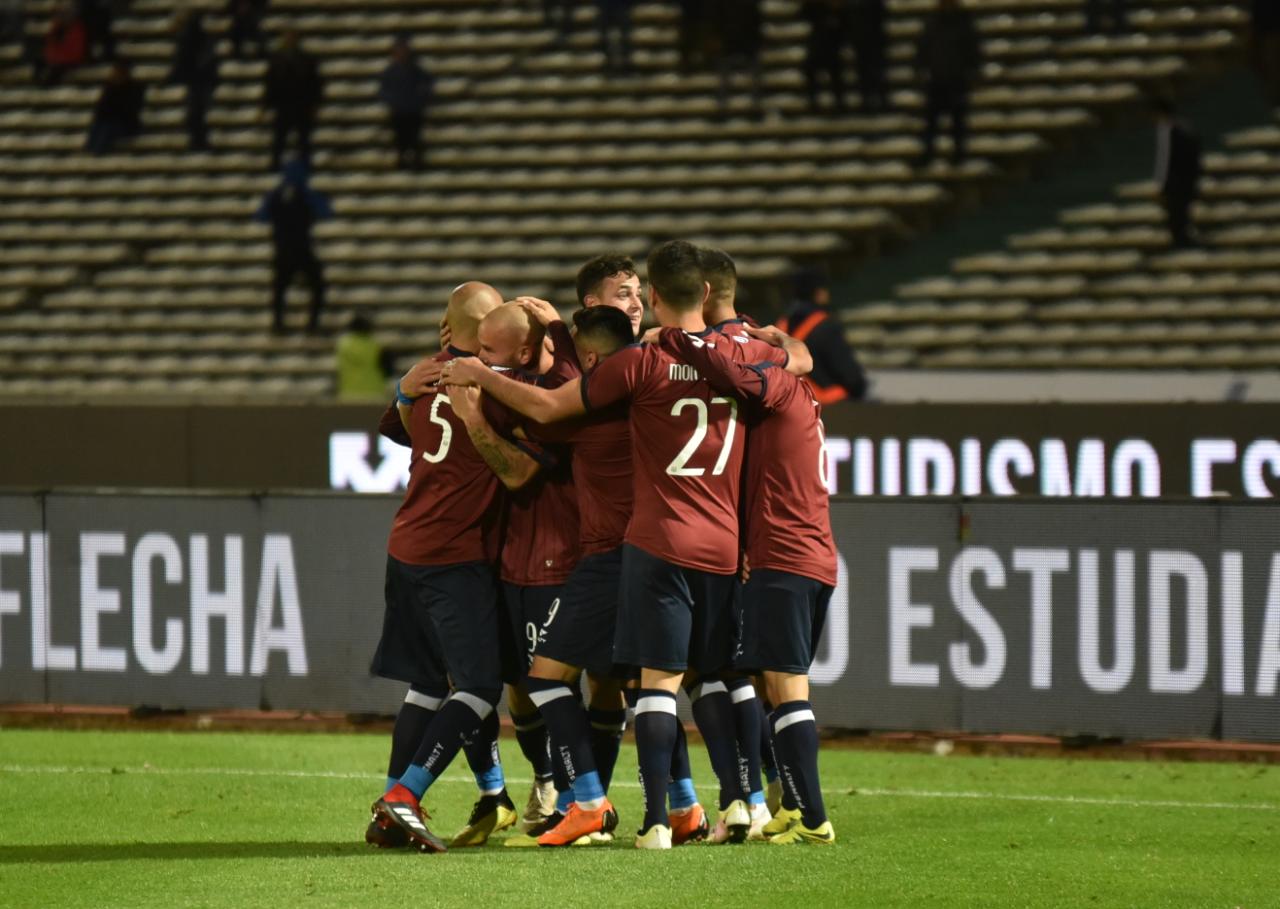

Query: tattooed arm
[{"left": 449, "top": 385, "right": 541, "bottom": 491}]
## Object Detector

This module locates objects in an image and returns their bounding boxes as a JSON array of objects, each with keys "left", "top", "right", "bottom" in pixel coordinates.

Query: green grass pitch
[{"left": 0, "top": 728, "right": 1272, "bottom": 908}]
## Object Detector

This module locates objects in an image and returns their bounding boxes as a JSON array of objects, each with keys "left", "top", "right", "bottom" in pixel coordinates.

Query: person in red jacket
[{"left": 40, "top": 4, "right": 86, "bottom": 85}]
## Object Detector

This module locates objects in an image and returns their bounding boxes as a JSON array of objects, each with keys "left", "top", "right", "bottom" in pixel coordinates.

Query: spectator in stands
[
  {"left": 543, "top": 0, "right": 573, "bottom": 39},
  {"left": 79, "top": 0, "right": 115, "bottom": 61},
  {"left": 1153, "top": 98, "right": 1202, "bottom": 248},
  {"left": 0, "top": 0, "right": 23, "bottom": 46},
  {"left": 262, "top": 30, "right": 323, "bottom": 171},
  {"left": 336, "top": 314, "right": 396, "bottom": 399},
  {"left": 801, "top": 0, "right": 850, "bottom": 113},
  {"left": 85, "top": 59, "right": 144, "bottom": 155},
  {"left": 1253, "top": 0, "right": 1280, "bottom": 106},
  {"left": 678, "top": 0, "right": 709, "bottom": 71},
  {"left": 38, "top": 4, "right": 87, "bottom": 85},
  {"left": 776, "top": 268, "right": 867, "bottom": 403},
  {"left": 255, "top": 159, "right": 333, "bottom": 333},
  {"left": 915, "top": 0, "right": 982, "bottom": 166},
  {"left": 849, "top": 0, "right": 889, "bottom": 112},
  {"left": 378, "top": 35, "right": 434, "bottom": 172},
  {"left": 708, "top": 0, "right": 764, "bottom": 115},
  {"left": 596, "top": 0, "right": 633, "bottom": 74},
  {"left": 227, "top": 0, "right": 268, "bottom": 59},
  {"left": 1084, "top": 0, "right": 1127, "bottom": 34},
  {"left": 169, "top": 11, "right": 219, "bottom": 152}
]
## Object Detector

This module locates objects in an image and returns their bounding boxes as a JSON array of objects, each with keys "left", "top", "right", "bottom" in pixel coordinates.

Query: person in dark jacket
[
  {"left": 1153, "top": 98, "right": 1202, "bottom": 248},
  {"left": 378, "top": 35, "right": 434, "bottom": 171},
  {"left": 1084, "top": 0, "right": 1127, "bottom": 34},
  {"left": 168, "top": 11, "right": 219, "bottom": 151},
  {"left": 1253, "top": 0, "right": 1280, "bottom": 105},
  {"left": 708, "top": 0, "right": 763, "bottom": 114},
  {"left": 262, "top": 30, "right": 323, "bottom": 171},
  {"left": 85, "top": 59, "right": 144, "bottom": 155},
  {"left": 227, "top": 0, "right": 268, "bottom": 59},
  {"left": 596, "top": 0, "right": 633, "bottom": 74},
  {"left": 849, "top": 0, "right": 889, "bottom": 112},
  {"left": 916, "top": 0, "right": 982, "bottom": 166},
  {"left": 79, "top": 0, "right": 115, "bottom": 61},
  {"left": 801, "top": 0, "right": 850, "bottom": 113},
  {"left": 775, "top": 268, "right": 867, "bottom": 403},
  {"left": 255, "top": 159, "right": 334, "bottom": 333}
]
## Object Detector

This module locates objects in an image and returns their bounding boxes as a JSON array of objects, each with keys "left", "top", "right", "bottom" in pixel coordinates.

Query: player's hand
[
  {"left": 515, "top": 296, "right": 561, "bottom": 327},
  {"left": 640, "top": 326, "right": 662, "bottom": 345},
  {"left": 447, "top": 384, "right": 483, "bottom": 424},
  {"left": 400, "top": 357, "right": 444, "bottom": 398},
  {"left": 439, "top": 355, "right": 487, "bottom": 388},
  {"left": 740, "top": 554, "right": 751, "bottom": 583},
  {"left": 439, "top": 314, "right": 452, "bottom": 351},
  {"left": 744, "top": 324, "right": 789, "bottom": 348}
]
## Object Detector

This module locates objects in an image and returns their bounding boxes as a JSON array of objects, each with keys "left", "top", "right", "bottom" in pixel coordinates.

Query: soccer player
[
  {"left": 452, "top": 303, "right": 585, "bottom": 844},
  {"left": 577, "top": 253, "right": 645, "bottom": 336},
  {"left": 657, "top": 325, "right": 839, "bottom": 845},
  {"left": 440, "top": 240, "right": 806, "bottom": 849},
  {"left": 365, "top": 282, "right": 512, "bottom": 854}
]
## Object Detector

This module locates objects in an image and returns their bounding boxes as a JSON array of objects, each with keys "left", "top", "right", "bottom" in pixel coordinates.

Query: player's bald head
[
  {"left": 445, "top": 282, "right": 502, "bottom": 348},
  {"left": 477, "top": 302, "right": 547, "bottom": 369}
]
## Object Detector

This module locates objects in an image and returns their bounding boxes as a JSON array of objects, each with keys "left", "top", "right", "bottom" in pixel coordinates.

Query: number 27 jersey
[{"left": 581, "top": 333, "right": 784, "bottom": 575}]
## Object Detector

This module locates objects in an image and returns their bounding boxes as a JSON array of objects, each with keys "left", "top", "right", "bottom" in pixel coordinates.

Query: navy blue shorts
[
  {"left": 614, "top": 543, "right": 739, "bottom": 675},
  {"left": 371, "top": 556, "right": 502, "bottom": 693},
  {"left": 536, "top": 547, "right": 622, "bottom": 678},
  {"left": 499, "top": 582, "right": 565, "bottom": 684},
  {"left": 735, "top": 568, "right": 833, "bottom": 675}
]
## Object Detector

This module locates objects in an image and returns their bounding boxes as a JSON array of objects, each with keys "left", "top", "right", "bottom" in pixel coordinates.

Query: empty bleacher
[{"left": 0, "top": 0, "right": 1249, "bottom": 395}]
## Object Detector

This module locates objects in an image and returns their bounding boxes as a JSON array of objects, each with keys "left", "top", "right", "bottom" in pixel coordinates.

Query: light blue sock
[
  {"left": 474, "top": 763, "right": 505, "bottom": 796},
  {"left": 748, "top": 789, "right": 765, "bottom": 807},
  {"left": 555, "top": 787, "right": 574, "bottom": 814},
  {"left": 571, "top": 770, "right": 605, "bottom": 804},
  {"left": 399, "top": 764, "right": 435, "bottom": 800},
  {"left": 667, "top": 778, "right": 697, "bottom": 811}
]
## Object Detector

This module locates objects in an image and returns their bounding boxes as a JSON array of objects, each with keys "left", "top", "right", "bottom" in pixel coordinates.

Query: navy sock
[
  {"left": 386, "top": 687, "right": 444, "bottom": 790},
  {"left": 511, "top": 708, "right": 554, "bottom": 783},
  {"left": 668, "top": 721, "right": 697, "bottom": 810},
  {"left": 759, "top": 697, "right": 779, "bottom": 784},
  {"left": 402, "top": 690, "right": 498, "bottom": 800},
  {"left": 771, "top": 700, "right": 827, "bottom": 828},
  {"left": 459, "top": 709, "right": 506, "bottom": 795},
  {"left": 527, "top": 678, "right": 605, "bottom": 806},
  {"left": 687, "top": 679, "right": 741, "bottom": 811},
  {"left": 727, "top": 678, "right": 764, "bottom": 806},
  {"left": 634, "top": 689, "right": 678, "bottom": 831},
  {"left": 587, "top": 706, "right": 626, "bottom": 794}
]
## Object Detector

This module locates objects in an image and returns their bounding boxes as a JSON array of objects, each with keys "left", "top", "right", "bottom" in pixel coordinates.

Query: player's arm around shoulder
[
  {"left": 745, "top": 324, "right": 813, "bottom": 377},
  {"left": 449, "top": 384, "right": 541, "bottom": 491},
  {"left": 443, "top": 357, "right": 586, "bottom": 425}
]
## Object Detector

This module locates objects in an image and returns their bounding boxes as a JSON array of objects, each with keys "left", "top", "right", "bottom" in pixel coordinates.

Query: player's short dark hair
[
  {"left": 646, "top": 240, "right": 705, "bottom": 312},
  {"left": 698, "top": 247, "right": 737, "bottom": 297},
  {"left": 576, "top": 254, "right": 637, "bottom": 306},
  {"left": 572, "top": 304, "right": 635, "bottom": 352}
]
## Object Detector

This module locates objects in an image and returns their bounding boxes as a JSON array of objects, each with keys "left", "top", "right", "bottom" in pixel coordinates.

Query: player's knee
[
  {"left": 683, "top": 676, "right": 729, "bottom": 702},
  {"left": 404, "top": 685, "right": 448, "bottom": 711}
]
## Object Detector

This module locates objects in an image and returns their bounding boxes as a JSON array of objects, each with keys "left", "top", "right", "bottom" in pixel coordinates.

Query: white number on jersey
[
  {"left": 420, "top": 394, "right": 454, "bottom": 464},
  {"left": 666, "top": 396, "right": 739, "bottom": 477}
]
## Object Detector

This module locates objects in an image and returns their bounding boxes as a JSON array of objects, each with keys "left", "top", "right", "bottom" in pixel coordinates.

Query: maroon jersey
[
  {"left": 527, "top": 322, "right": 633, "bottom": 557},
  {"left": 494, "top": 342, "right": 582, "bottom": 587},
  {"left": 660, "top": 330, "right": 837, "bottom": 587},
  {"left": 383, "top": 347, "right": 504, "bottom": 567},
  {"left": 582, "top": 330, "right": 785, "bottom": 574}
]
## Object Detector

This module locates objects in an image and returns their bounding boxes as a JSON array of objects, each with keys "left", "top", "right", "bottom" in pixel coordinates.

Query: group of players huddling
[{"left": 365, "top": 240, "right": 837, "bottom": 852}]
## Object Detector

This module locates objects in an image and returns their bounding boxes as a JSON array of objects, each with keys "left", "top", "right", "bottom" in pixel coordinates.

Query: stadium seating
[
  {"left": 0, "top": 0, "right": 1248, "bottom": 394},
  {"left": 850, "top": 109, "right": 1280, "bottom": 370}
]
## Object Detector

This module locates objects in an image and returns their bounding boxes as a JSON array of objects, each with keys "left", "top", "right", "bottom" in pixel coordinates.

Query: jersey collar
[{"left": 446, "top": 344, "right": 474, "bottom": 358}]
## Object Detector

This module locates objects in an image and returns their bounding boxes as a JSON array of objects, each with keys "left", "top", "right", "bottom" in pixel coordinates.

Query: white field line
[{"left": 0, "top": 764, "right": 1275, "bottom": 812}]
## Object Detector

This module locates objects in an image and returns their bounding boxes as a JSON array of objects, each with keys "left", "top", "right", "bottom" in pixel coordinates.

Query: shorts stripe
[
  {"left": 452, "top": 691, "right": 495, "bottom": 720},
  {"left": 635, "top": 696, "right": 678, "bottom": 716},
  {"left": 404, "top": 690, "right": 444, "bottom": 711},
  {"left": 729, "top": 685, "right": 756, "bottom": 704},
  {"left": 773, "top": 709, "right": 816, "bottom": 734}
]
